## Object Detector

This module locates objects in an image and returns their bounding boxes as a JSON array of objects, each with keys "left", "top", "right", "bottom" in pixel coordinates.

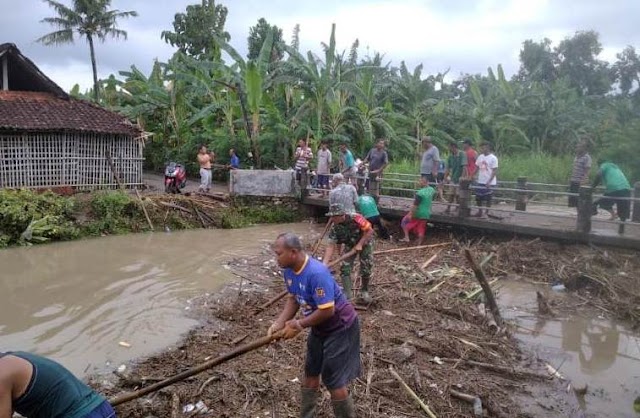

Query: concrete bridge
[{"left": 230, "top": 170, "right": 640, "bottom": 250}]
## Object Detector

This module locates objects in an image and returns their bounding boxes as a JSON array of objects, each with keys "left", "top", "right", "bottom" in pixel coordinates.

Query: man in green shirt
[
  {"left": 357, "top": 193, "right": 390, "bottom": 240},
  {"left": 0, "top": 351, "right": 114, "bottom": 418},
  {"left": 444, "top": 141, "right": 468, "bottom": 214},
  {"left": 592, "top": 160, "right": 631, "bottom": 234},
  {"left": 400, "top": 177, "right": 437, "bottom": 245}
]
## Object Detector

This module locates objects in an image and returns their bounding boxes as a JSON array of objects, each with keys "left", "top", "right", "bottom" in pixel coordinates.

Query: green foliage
[
  {"left": 0, "top": 190, "right": 79, "bottom": 247},
  {"left": 248, "top": 18, "right": 284, "bottom": 62},
  {"left": 218, "top": 205, "right": 299, "bottom": 229},
  {"left": 100, "top": 15, "right": 640, "bottom": 183},
  {"left": 161, "top": 0, "right": 229, "bottom": 59},
  {"left": 38, "top": 0, "right": 137, "bottom": 101},
  {"left": 86, "top": 191, "right": 141, "bottom": 234}
]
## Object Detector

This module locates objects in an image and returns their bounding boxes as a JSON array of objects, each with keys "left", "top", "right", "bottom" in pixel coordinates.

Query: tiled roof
[{"left": 0, "top": 91, "right": 140, "bottom": 136}]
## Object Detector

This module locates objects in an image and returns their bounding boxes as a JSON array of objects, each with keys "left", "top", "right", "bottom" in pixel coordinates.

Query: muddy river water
[
  {"left": 0, "top": 223, "right": 319, "bottom": 376},
  {"left": 1, "top": 227, "right": 638, "bottom": 417}
]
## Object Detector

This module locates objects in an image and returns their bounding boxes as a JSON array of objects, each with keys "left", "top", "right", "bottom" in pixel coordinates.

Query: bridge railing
[{"left": 301, "top": 171, "right": 640, "bottom": 235}]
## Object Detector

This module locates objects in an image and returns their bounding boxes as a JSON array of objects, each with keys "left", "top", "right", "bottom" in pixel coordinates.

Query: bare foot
[{"left": 399, "top": 237, "right": 411, "bottom": 243}]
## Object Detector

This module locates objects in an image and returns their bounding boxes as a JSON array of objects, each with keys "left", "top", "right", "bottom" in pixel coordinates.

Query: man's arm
[
  {"left": 0, "top": 378, "right": 12, "bottom": 418},
  {"left": 486, "top": 167, "right": 497, "bottom": 187},
  {"left": 354, "top": 226, "right": 374, "bottom": 252},
  {"left": 268, "top": 294, "right": 300, "bottom": 336}
]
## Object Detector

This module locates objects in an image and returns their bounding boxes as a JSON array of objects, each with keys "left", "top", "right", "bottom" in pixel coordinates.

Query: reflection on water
[
  {"left": 498, "top": 281, "right": 640, "bottom": 417},
  {"left": 0, "top": 223, "right": 319, "bottom": 376}
]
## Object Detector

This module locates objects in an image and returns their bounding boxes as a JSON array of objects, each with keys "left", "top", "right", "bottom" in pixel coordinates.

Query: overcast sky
[{"left": 1, "top": 0, "right": 639, "bottom": 92}]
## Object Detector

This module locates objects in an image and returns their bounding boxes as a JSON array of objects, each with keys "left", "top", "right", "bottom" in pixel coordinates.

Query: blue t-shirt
[
  {"left": 283, "top": 256, "right": 357, "bottom": 335},
  {"left": 230, "top": 154, "right": 240, "bottom": 169}
]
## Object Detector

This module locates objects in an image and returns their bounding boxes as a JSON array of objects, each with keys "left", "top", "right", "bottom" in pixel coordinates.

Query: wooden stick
[
  {"left": 105, "top": 150, "right": 124, "bottom": 191},
  {"left": 426, "top": 281, "right": 446, "bottom": 295},
  {"left": 312, "top": 220, "right": 332, "bottom": 256},
  {"left": 464, "top": 248, "right": 503, "bottom": 327},
  {"left": 253, "top": 250, "right": 358, "bottom": 315},
  {"left": 159, "top": 201, "right": 191, "bottom": 213},
  {"left": 464, "top": 278, "right": 499, "bottom": 301},
  {"left": 421, "top": 250, "right": 442, "bottom": 270},
  {"left": 135, "top": 188, "right": 154, "bottom": 231},
  {"left": 449, "top": 388, "right": 478, "bottom": 404},
  {"left": 374, "top": 242, "right": 451, "bottom": 255},
  {"left": 109, "top": 332, "right": 284, "bottom": 406},
  {"left": 170, "top": 392, "right": 180, "bottom": 418},
  {"left": 389, "top": 366, "right": 437, "bottom": 418}
]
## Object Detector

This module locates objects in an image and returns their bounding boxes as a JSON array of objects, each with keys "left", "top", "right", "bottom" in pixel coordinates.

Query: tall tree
[
  {"left": 37, "top": 0, "right": 138, "bottom": 102},
  {"left": 161, "top": 0, "right": 230, "bottom": 59},
  {"left": 517, "top": 38, "right": 556, "bottom": 83},
  {"left": 247, "top": 18, "right": 283, "bottom": 63},
  {"left": 613, "top": 46, "right": 640, "bottom": 96},
  {"left": 554, "top": 31, "right": 611, "bottom": 96}
]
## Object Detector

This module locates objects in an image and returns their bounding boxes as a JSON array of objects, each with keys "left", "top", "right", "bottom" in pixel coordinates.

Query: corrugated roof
[{"left": 0, "top": 91, "right": 140, "bottom": 136}]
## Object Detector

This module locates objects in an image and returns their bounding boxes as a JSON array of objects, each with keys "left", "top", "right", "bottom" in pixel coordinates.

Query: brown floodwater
[
  {"left": 498, "top": 281, "right": 640, "bottom": 418},
  {"left": 0, "top": 223, "right": 320, "bottom": 376}
]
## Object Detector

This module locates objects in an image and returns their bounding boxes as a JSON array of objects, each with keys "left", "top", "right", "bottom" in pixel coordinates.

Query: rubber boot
[
  {"left": 332, "top": 396, "right": 357, "bottom": 418},
  {"left": 360, "top": 277, "right": 372, "bottom": 304},
  {"left": 300, "top": 388, "right": 319, "bottom": 418},
  {"left": 342, "top": 276, "right": 353, "bottom": 300}
]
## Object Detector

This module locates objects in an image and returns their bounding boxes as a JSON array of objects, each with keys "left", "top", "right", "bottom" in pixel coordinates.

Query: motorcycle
[{"left": 164, "top": 162, "right": 187, "bottom": 194}]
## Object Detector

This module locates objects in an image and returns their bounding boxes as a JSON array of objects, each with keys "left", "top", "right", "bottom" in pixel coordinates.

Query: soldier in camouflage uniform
[{"left": 323, "top": 203, "right": 375, "bottom": 304}]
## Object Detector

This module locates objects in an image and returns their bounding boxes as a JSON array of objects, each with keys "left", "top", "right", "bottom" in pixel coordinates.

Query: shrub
[
  {"left": 0, "top": 189, "right": 78, "bottom": 247},
  {"left": 87, "top": 191, "right": 142, "bottom": 234}
]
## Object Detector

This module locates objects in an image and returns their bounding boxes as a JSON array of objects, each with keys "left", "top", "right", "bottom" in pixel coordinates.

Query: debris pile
[{"left": 101, "top": 230, "right": 603, "bottom": 417}]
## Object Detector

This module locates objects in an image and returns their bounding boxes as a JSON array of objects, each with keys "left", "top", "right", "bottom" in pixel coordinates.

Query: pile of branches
[
  {"left": 104, "top": 234, "right": 570, "bottom": 418},
  {"left": 143, "top": 192, "right": 230, "bottom": 229}
]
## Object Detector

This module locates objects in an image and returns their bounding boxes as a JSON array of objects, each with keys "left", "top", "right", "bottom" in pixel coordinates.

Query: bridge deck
[{"left": 303, "top": 194, "right": 640, "bottom": 250}]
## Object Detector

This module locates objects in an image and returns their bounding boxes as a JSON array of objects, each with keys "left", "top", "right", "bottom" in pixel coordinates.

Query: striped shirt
[{"left": 570, "top": 153, "right": 592, "bottom": 183}]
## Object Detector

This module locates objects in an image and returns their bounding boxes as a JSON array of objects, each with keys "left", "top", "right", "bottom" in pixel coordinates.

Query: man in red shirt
[{"left": 463, "top": 139, "right": 478, "bottom": 180}]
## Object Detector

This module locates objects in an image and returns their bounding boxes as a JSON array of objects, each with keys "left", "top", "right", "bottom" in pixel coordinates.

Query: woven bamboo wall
[{"left": 0, "top": 132, "right": 144, "bottom": 189}]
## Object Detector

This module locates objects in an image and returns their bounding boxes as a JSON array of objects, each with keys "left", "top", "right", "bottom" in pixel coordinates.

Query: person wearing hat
[
  {"left": 323, "top": 203, "right": 374, "bottom": 303},
  {"left": 329, "top": 173, "right": 358, "bottom": 214},
  {"left": 0, "top": 351, "right": 116, "bottom": 418},
  {"left": 444, "top": 141, "right": 468, "bottom": 214}
]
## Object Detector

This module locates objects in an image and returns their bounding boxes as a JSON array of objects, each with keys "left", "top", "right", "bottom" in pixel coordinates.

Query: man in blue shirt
[
  {"left": 268, "top": 233, "right": 360, "bottom": 418},
  {"left": 229, "top": 148, "right": 240, "bottom": 169}
]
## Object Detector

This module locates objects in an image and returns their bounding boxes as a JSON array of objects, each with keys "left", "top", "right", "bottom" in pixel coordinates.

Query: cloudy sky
[{"left": 2, "top": 0, "right": 639, "bottom": 92}]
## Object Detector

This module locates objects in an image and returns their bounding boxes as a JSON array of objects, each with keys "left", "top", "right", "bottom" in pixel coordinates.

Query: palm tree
[{"left": 37, "top": 0, "right": 138, "bottom": 102}]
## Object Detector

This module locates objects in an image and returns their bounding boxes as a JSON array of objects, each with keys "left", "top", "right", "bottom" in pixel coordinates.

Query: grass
[{"left": 388, "top": 153, "right": 574, "bottom": 185}]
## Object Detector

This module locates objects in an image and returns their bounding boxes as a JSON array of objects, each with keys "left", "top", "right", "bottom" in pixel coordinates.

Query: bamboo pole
[
  {"left": 464, "top": 248, "right": 503, "bottom": 327},
  {"left": 135, "top": 188, "right": 154, "bottom": 231},
  {"left": 373, "top": 242, "right": 452, "bottom": 256},
  {"left": 109, "top": 332, "right": 284, "bottom": 406},
  {"left": 311, "top": 220, "right": 333, "bottom": 256},
  {"left": 389, "top": 366, "right": 437, "bottom": 418}
]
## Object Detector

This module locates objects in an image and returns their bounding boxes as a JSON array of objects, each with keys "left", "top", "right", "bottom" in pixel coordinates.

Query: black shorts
[
  {"left": 305, "top": 319, "right": 361, "bottom": 389},
  {"left": 595, "top": 189, "right": 631, "bottom": 220},
  {"left": 318, "top": 174, "right": 330, "bottom": 188}
]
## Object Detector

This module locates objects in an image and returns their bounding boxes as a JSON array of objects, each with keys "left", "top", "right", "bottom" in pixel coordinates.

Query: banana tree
[
  {"left": 282, "top": 24, "right": 340, "bottom": 141},
  {"left": 214, "top": 28, "right": 275, "bottom": 166}
]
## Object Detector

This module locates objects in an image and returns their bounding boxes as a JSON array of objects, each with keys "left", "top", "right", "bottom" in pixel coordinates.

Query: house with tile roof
[{"left": 0, "top": 43, "right": 143, "bottom": 189}]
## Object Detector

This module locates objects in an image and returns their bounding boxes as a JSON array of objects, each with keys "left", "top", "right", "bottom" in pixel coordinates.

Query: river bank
[
  {"left": 0, "top": 186, "right": 304, "bottom": 249},
  {"left": 101, "top": 230, "right": 623, "bottom": 418}
]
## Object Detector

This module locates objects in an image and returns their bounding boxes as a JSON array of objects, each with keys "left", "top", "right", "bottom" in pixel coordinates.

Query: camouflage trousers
[{"left": 340, "top": 241, "right": 373, "bottom": 299}]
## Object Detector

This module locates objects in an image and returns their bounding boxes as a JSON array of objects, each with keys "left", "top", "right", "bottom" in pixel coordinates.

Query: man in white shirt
[
  {"left": 474, "top": 142, "right": 498, "bottom": 218},
  {"left": 316, "top": 141, "right": 332, "bottom": 196}
]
